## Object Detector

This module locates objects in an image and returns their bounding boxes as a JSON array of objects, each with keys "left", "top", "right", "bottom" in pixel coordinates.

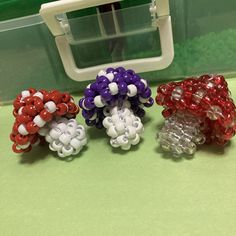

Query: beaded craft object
[
  {"left": 156, "top": 75, "right": 236, "bottom": 157},
  {"left": 79, "top": 67, "right": 154, "bottom": 150},
  {"left": 10, "top": 89, "right": 87, "bottom": 160}
]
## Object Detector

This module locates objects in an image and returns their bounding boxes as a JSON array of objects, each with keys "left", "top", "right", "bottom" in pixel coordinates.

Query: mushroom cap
[{"left": 79, "top": 67, "right": 154, "bottom": 129}]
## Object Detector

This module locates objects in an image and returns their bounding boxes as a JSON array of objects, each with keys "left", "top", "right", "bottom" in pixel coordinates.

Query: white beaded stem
[
  {"left": 157, "top": 111, "right": 206, "bottom": 157},
  {"left": 44, "top": 118, "right": 87, "bottom": 159},
  {"left": 103, "top": 106, "right": 144, "bottom": 150},
  {"left": 44, "top": 101, "right": 57, "bottom": 113}
]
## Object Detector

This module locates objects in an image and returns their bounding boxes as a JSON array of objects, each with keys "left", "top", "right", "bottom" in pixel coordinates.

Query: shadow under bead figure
[
  {"left": 156, "top": 74, "right": 236, "bottom": 157},
  {"left": 79, "top": 67, "right": 154, "bottom": 150}
]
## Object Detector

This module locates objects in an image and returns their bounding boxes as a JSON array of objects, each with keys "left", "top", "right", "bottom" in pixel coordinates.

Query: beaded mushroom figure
[
  {"left": 156, "top": 75, "right": 236, "bottom": 157},
  {"left": 79, "top": 67, "right": 153, "bottom": 150},
  {"left": 10, "top": 89, "right": 87, "bottom": 160}
]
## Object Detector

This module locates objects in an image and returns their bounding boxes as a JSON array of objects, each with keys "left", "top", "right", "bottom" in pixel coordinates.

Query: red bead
[
  {"left": 26, "top": 121, "right": 39, "bottom": 134},
  {"left": 13, "top": 109, "right": 18, "bottom": 117},
  {"left": 33, "top": 97, "right": 44, "bottom": 112},
  {"left": 13, "top": 100, "right": 24, "bottom": 109},
  {"left": 12, "top": 144, "right": 24, "bottom": 153},
  {"left": 15, "top": 134, "right": 29, "bottom": 145},
  {"left": 10, "top": 133, "right": 16, "bottom": 142},
  {"left": 67, "top": 102, "right": 78, "bottom": 114},
  {"left": 56, "top": 103, "right": 68, "bottom": 116},
  {"left": 49, "top": 91, "right": 62, "bottom": 104},
  {"left": 62, "top": 93, "right": 71, "bottom": 103},
  {"left": 12, "top": 122, "right": 19, "bottom": 134},
  {"left": 28, "top": 88, "right": 37, "bottom": 94},
  {"left": 23, "top": 105, "right": 37, "bottom": 116},
  {"left": 16, "top": 115, "right": 32, "bottom": 124},
  {"left": 23, "top": 96, "right": 34, "bottom": 105},
  {"left": 39, "top": 109, "right": 53, "bottom": 122},
  {"left": 162, "top": 109, "right": 173, "bottom": 118}
]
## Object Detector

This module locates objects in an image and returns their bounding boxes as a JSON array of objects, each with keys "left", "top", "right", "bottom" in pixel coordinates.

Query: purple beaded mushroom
[{"left": 79, "top": 67, "right": 153, "bottom": 150}]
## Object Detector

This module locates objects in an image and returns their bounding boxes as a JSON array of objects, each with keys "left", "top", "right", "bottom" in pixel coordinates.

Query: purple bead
[
  {"left": 82, "top": 109, "right": 95, "bottom": 119},
  {"left": 113, "top": 74, "right": 124, "bottom": 83},
  {"left": 84, "top": 88, "right": 96, "bottom": 98},
  {"left": 141, "top": 88, "right": 152, "bottom": 98},
  {"left": 106, "top": 67, "right": 115, "bottom": 73},
  {"left": 144, "top": 97, "right": 154, "bottom": 107},
  {"left": 95, "top": 121, "right": 103, "bottom": 129},
  {"left": 136, "top": 108, "right": 145, "bottom": 118},
  {"left": 123, "top": 73, "right": 132, "bottom": 84},
  {"left": 126, "top": 69, "right": 135, "bottom": 75},
  {"left": 130, "top": 74, "right": 140, "bottom": 84},
  {"left": 97, "top": 82, "right": 108, "bottom": 92},
  {"left": 85, "top": 119, "right": 96, "bottom": 126},
  {"left": 135, "top": 81, "right": 145, "bottom": 94},
  {"left": 84, "top": 97, "right": 95, "bottom": 109},
  {"left": 115, "top": 67, "right": 126, "bottom": 74},
  {"left": 96, "top": 76, "right": 110, "bottom": 84},
  {"left": 90, "top": 82, "right": 99, "bottom": 91},
  {"left": 100, "top": 89, "right": 112, "bottom": 102},
  {"left": 118, "top": 82, "right": 128, "bottom": 95},
  {"left": 78, "top": 98, "right": 85, "bottom": 108}
]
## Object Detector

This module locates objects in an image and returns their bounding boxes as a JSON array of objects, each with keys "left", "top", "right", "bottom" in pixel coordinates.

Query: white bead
[
  {"left": 126, "top": 126, "right": 136, "bottom": 139},
  {"left": 58, "top": 150, "right": 65, "bottom": 158},
  {"left": 107, "top": 126, "right": 118, "bottom": 138},
  {"left": 67, "top": 126, "right": 76, "bottom": 136},
  {"left": 116, "top": 135, "right": 129, "bottom": 146},
  {"left": 76, "top": 129, "right": 86, "bottom": 140},
  {"left": 18, "top": 107, "right": 23, "bottom": 115},
  {"left": 57, "top": 123, "right": 67, "bottom": 133},
  {"left": 127, "top": 84, "right": 137, "bottom": 97},
  {"left": 80, "top": 138, "right": 87, "bottom": 146},
  {"left": 121, "top": 107, "right": 131, "bottom": 116},
  {"left": 38, "top": 127, "right": 49, "bottom": 136},
  {"left": 18, "top": 142, "right": 30, "bottom": 149},
  {"left": 121, "top": 144, "right": 131, "bottom": 151},
  {"left": 110, "top": 139, "right": 120, "bottom": 148},
  {"left": 18, "top": 124, "right": 29, "bottom": 135},
  {"left": 111, "top": 114, "right": 120, "bottom": 123},
  {"left": 33, "top": 115, "right": 46, "bottom": 128},
  {"left": 77, "top": 125, "right": 85, "bottom": 131},
  {"left": 33, "top": 92, "right": 44, "bottom": 100},
  {"left": 44, "top": 101, "right": 57, "bottom": 113},
  {"left": 49, "top": 127, "right": 62, "bottom": 139},
  {"left": 94, "top": 95, "right": 105, "bottom": 108},
  {"left": 141, "top": 79, "right": 147, "bottom": 88},
  {"left": 59, "top": 133, "right": 71, "bottom": 145},
  {"left": 21, "top": 90, "right": 30, "bottom": 99},
  {"left": 58, "top": 117, "right": 69, "bottom": 125},
  {"left": 51, "top": 140, "right": 63, "bottom": 151},
  {"left": 45, "top": 135, "right": 53, "bottom": 143},
  {"left": 106, "top": 72, "right": 115, "bottom": 81},
  {"left": 98, "top": 70, "right": 106, "bottom": 76},
  {"left": 130, "top": 134, "right": 140, "bottom": 145},
  {"left": 139, "top": 96, "right": 149, "bottom": 103},
  {"left": 110, "top": 107, "right": 118, "bottom": 115},
  {"left": 133, "top": 121, "right": 144, "bottom": 133},
  {"left": 108, "top": 82, "right": 118, "bottom": 95},
  {"left": 103, "top": 107, "right": 111, "bottom": 116},
  {"left": 115, "top": 122, "right": 126, "bottom": 134},
  {"left": 124, "top": 116, "right": 133, "bottom": 126},
  {"left": 122, "top": 100, "right": 131, "bottom": 109},
  {"left": 70, "top": 138, "right": 81, "bottom": 150},
  {"left": 62, "top": 146, "right": 73, "bottom": 156},
  {"left": 67, "top": 121, "right": 77, "bottom": 129},
  {"left": 89, "top": 113, "right": 97, "bottom": 121},
  {"left": 102, "top": 117, "right": 113, "bottom": 129},
  {"left": 86, "top": 83, "right": 91, "bottom": 89}
]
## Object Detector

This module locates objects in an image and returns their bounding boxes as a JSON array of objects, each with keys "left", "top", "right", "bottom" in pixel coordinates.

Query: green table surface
[{"left": 1, "top": 81, "right": 236, "bottom": 236}]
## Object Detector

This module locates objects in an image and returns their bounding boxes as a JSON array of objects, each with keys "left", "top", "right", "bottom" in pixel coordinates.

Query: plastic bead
[{"left": 44, "top": 101, "right": 57, "bottom": 113}]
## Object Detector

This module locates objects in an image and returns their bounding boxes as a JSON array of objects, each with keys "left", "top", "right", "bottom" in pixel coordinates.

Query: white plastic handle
[
  {"left": 40, "top": 0, "right": 122, "bottom": 36},
  {"left": 40, "top": 0, "right": 174, "bottom": 82}
]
